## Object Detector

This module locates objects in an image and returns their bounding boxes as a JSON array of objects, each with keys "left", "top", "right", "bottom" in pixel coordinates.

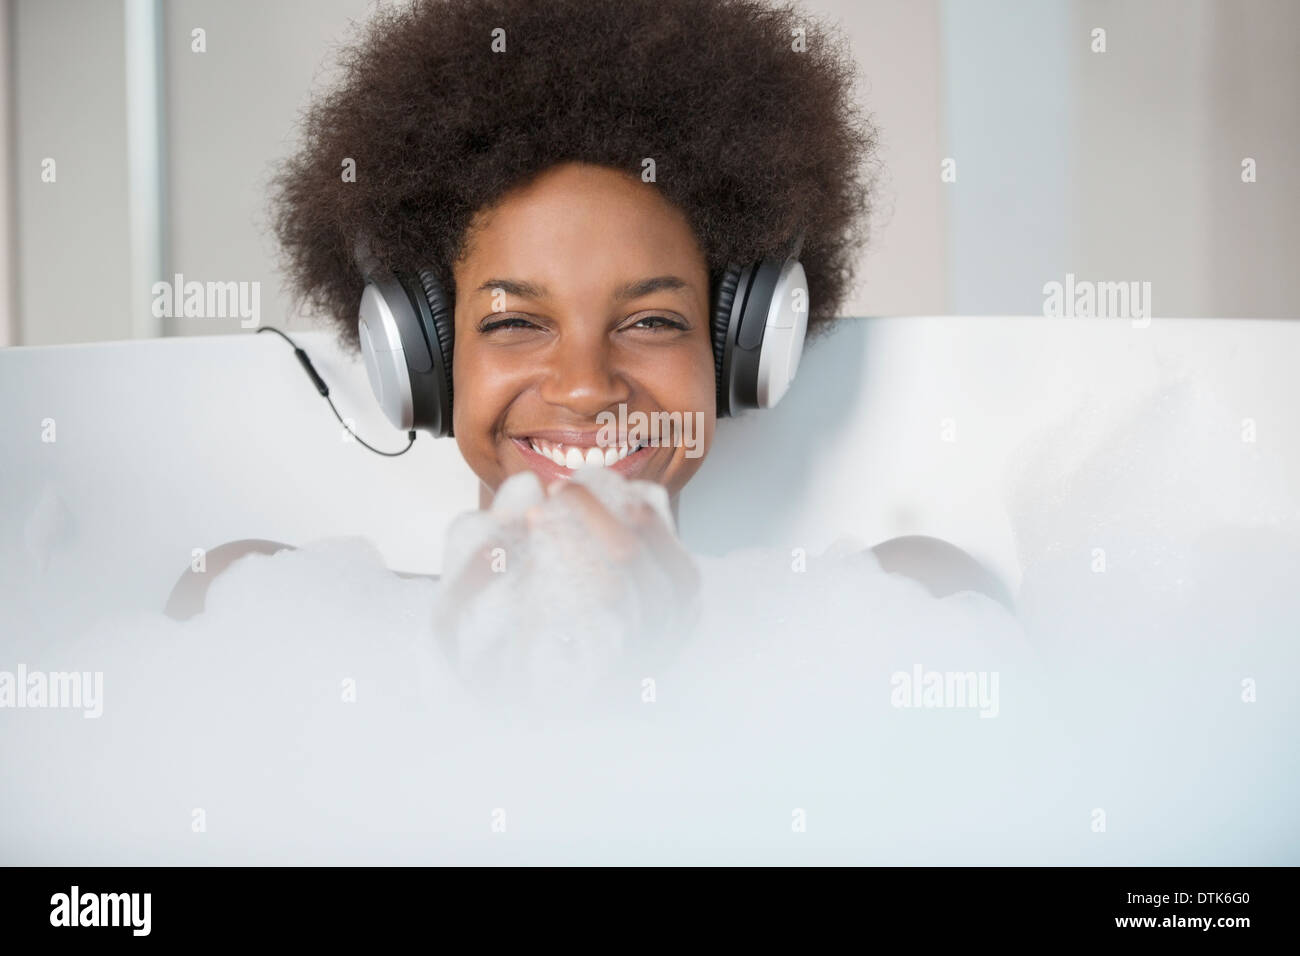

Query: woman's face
[{"left": 451, "top": 161, "right": 716, "bottom": 501}]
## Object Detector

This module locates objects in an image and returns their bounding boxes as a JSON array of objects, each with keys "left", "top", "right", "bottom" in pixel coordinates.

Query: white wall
[
  {"left": 0, "top": 0, "right": 14, "bottom": 346},
  {"left": 942, "top": 0, "right": 1073, "bottom": 315},
  {"left": 811, "top": 0, "right": 948, "bottom": 317},
  {"left": 4, "top": 0, "right": 1297, "bottom": 346},
  {"left": 12, "top": 0, "right": 132, "bottom": 345},
  {"left": 941, "top": 0, "right": 1300, "bottom": 318},
  {"left": 162, "top": 0, "right": 375, "bottom": 339}
]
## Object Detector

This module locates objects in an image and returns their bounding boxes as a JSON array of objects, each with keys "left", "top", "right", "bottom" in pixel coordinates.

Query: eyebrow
[{"left": 475, "top": 275, "right": 691, "bottom": 302}]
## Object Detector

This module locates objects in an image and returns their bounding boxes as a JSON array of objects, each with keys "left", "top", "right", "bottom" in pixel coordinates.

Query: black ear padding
[
  {"left": 711, "top": 263, "right": 744, "bottom": 417},
  {"left": 403, "top": 265, "right": 460, "bottom": 437},
  {"left": 416, "top": 267, "right": 456, "bottom": 419}
]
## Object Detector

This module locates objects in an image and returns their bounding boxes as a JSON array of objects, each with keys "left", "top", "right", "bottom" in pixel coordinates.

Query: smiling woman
[{"left": 165, "top": 0, "right": 1008, "bottom": 622}]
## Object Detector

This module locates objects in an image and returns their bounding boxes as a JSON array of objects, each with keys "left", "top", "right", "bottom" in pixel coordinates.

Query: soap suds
[{"left": 1, "top": 385, "right": 1296, "bottom": 863}]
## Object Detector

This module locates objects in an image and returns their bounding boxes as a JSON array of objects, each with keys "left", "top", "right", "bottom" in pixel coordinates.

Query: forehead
[{"left": 455, "top": 163, "right": 708, "bottom": 295}]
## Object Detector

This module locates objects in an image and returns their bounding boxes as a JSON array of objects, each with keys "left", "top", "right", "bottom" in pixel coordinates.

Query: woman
[{"left": 166, "top": 0, "right": 1009, "bottom": 621}]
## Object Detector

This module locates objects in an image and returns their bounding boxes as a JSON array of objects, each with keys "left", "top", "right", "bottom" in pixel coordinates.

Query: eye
[
  {"left": 479, "top": 316, "right": 539, "bottom": 333},
  {"left": 629, "top": 315, "right": 687, "bottom": 332}
]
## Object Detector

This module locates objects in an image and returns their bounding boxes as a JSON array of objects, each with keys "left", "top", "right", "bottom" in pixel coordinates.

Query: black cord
[{"left": 256, "top": 326, "right": 417, "bottom": 457}]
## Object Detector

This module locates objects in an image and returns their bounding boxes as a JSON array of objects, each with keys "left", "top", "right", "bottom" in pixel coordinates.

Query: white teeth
[{"left": 525, "top": 438, "right": 643, "bottom": 469}]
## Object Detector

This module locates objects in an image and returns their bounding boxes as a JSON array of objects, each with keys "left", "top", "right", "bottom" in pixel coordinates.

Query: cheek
[
  {"left": 450, "top": 346, "right": 510, "bottom": 468},
  {"left": 661, "top": 343, "right": 717, "bottom": 477},
  {"left": 686, "top": 343, "right": 717, "bottom": 430}
]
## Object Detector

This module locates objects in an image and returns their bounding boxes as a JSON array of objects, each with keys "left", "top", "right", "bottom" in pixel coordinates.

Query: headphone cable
[{"left": 256, "top": 326, "right": 417, "bottom": 457}]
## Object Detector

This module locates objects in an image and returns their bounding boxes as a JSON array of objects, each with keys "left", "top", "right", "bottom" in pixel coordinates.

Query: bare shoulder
[
  {"left": 163, "top": 539, "right": 295, "bottom": 621},
  {"left": 163, "top": 539, "right": 439, "bottom": 621},
  {"left": 868, "top": 535, "right": 1014, "bottom": 611}
]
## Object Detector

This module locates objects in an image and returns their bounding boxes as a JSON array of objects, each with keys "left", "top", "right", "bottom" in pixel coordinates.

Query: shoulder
[
  {"left": 868, "top": 535, "right": 1013, "bottom": 610},
  {"left": 163, "top": 539, "right": 439, "bottom": 620},
  {"left": 163, "top": 539, "right": 295, "bottom": 621}
]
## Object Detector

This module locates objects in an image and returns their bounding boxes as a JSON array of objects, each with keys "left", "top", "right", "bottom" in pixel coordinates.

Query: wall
[{"left": 3, "top": 0, "right": 1297, "bottom": 346}]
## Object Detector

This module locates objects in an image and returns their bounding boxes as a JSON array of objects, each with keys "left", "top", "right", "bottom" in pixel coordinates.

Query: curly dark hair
[{"left": 270, "top": 0, "right": 878, "bottom": 354}]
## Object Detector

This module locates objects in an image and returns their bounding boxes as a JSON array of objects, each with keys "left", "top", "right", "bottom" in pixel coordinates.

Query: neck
[{"left": 480, "top": 480, "right": 681, "bottom": 526}]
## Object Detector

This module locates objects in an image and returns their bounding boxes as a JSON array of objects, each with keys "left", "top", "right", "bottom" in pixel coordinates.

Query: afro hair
[{"left": 270, "top": 0, "right": 879, "bottom": 354}]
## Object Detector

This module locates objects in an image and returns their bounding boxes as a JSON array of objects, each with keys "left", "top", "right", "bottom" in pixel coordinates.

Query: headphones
[{"left": 356, "top": 235, "right": 809, "bottom": 438}]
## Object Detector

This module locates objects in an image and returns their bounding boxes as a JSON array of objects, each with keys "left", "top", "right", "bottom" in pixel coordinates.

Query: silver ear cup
[
  {"left": 358, "top": 281, "right": 416, "bottom": 430},
  {"left": 754, "top": 259, "right": 809, "bottom": 408},
  {"left": 718, "top": 252, "right": 810, "bottom": 413}
]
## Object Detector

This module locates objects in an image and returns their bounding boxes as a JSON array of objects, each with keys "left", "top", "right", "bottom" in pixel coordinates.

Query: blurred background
[{"left": 0, "top": 0, "right": 1296, "bottom": 347}]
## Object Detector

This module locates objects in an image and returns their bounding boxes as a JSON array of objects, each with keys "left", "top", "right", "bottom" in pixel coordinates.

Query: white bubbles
[
  {"left": 21, "top": 484, "right": 73, "bottom": 574},
  {"left": 486, "top": 467, "right": 545, "bottom": 519},
  {"left": 2, "top": 383, "right": 1297, "bottom": 862},
  {"left": 434, "top": 467, "right": 696, "bottom": 710}
]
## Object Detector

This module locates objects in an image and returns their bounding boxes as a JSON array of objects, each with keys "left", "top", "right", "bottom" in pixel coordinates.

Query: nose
[{"left": 537, "top": 329, "right": 632, "bottom": 417}]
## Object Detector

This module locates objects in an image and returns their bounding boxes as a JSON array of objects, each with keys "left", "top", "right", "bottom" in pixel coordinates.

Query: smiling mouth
[{"left": 515, "top": 436, "right": 650, "bottom": 470}]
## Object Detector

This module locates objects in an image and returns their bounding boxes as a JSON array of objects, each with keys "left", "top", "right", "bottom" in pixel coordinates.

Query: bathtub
[
  {"left": 2, "top": 315, "right": 1297, "bottom": 864},
  {"left": 3, "top": 316, "right": 1296, "bottom": 610}
]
